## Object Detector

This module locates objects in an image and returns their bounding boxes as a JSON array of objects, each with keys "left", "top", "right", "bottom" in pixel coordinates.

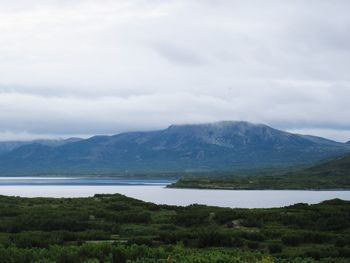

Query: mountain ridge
[
  {"left": 0, "top": 137, "right": 82, "bottom": 156},
  {"left": 0, "top": 121, "right": 349, "bottom": 174}
]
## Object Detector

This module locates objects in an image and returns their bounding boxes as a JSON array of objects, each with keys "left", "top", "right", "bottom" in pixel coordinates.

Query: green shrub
[
  {"left": 267, "top": 243, "right": 283, "bottom": 254},
  {"left": 282, "top": 234, "right": 302, "bottom": 246}
]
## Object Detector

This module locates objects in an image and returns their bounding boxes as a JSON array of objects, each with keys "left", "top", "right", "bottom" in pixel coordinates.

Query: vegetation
[
  {"left": 169, "top": 172, "right": 350, "bottom": 189},
  {"left": 0, "top": 194, "right": 350, "bottom": 262},
  {"left": 169, "top": 154, "right": 350, "bottom": 190}
]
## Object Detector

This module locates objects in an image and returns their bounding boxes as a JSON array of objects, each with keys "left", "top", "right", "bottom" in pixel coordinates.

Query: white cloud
[
  {"left": 0, "top": 0, "right": 349, "bottom": 142},
  {"left": 0, "top": 130, "right": 90, "bottom": 141},
  {"left": 287, "top": 128, "right": 350, "bottom": 143}
]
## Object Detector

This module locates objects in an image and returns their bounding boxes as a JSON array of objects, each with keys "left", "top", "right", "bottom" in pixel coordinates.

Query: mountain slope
[
  {"left": 0, "top": 121, "right": 349, "bottom": 174},
  {"left": 302, "top": 153, "right": 350, "bottom": 177},
  {"left": 170, "top": 153, "right": 350, "bottom": 190},
  {"left": 0, "top": 138, "right": 82, "bottom": 156},
  {"left": 0, "top": 141, "right": 29, "bottom": 155}
]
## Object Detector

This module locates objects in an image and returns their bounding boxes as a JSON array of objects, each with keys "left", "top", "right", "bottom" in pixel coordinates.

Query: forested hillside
[{"left": 170, "top": 153, "right": 350, "bottom": 190}]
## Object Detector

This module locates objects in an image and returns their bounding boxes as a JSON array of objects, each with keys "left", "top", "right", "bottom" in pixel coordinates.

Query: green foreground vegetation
[{"left": 0, "top": 194, "right": 350, "bottom": 262}]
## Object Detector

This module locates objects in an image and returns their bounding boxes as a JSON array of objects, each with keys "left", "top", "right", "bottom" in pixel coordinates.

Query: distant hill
[
  {"left": 0, "top": 138, "right": 82, "bottom": 156},
  {"left": 301, "top": 153, "right": 350, "bottom": 177},
  {"left": 0, "top": 121, "right": 349, "bottom": 175},
  {"left": 0, "top": 141, "right": 28, "bottom": 155},
  {"left": 170, "top": 153, "right": 350, "bottom": 190}
]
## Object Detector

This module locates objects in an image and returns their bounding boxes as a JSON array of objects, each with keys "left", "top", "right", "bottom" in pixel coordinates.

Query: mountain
[
  {"left": 0, "top": 121, "right": 349, "bottom": 174},
  {"left": 347, "top": 141, "right": 350, "bottom": 144},
  {"left": 0, "top": 138, "right": 82, "bottom": 156},
  {"left": 0, "top": 141, "right": 28, "bottom": 155}
]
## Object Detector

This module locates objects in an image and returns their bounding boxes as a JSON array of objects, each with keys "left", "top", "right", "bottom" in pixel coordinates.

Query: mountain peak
[
  {"left": 167, "top": 120, "right": 261, "bottom": 128},
  {"left": 165, "top": 121, "right": 278, "bottom": 143}
]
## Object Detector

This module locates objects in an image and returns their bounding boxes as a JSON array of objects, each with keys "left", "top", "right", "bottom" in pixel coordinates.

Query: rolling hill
[
  {"left": 0, "top": 121, "right": 349, "bottom": 175},
  {"left": 302, "top": 153, "right": 350, "bottom": 177},
  {"left": 170, "top": 153, "right": 350, "bottom": 190}
]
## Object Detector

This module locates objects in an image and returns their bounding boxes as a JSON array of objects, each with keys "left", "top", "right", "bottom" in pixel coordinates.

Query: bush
[
  {"left": 241, "top": 217, "right": 262, "bottom": 227},
  {"left": 267, "top": 243, "right": 283, "bottom": 254},
  {"left": 335, "top": 236, "right": 350, "bottom": 247},
  {"left": 247, "top": 241, "right": 259, "bottom": 249},
  {"left": 282, "top": 234, "right": 302, "bottom": 246}
]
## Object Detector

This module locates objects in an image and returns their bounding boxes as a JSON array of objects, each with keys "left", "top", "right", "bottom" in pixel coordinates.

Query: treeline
[{"left": 169, "top": 173, "right": 350, "bottom": 190}]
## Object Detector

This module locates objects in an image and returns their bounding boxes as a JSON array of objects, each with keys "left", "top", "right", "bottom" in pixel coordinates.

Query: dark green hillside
[
  {"left": 306, "top": 154, "right": 350, "bottom": 174},
  {"left": 0, "top": 194, "right": 350, "bottom": 262},
  {"left": 170, "top": 154, "right": 350, "bottom": 190},
  {"left": 0, "top": 121, "right": 349, "bottom": 175}
]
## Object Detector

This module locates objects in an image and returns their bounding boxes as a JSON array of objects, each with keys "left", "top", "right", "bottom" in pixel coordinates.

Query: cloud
[
  {"left": 0, "top": 130, "right": 90, "bottom": 141},
  {"left": 0, "top": 0, "right": 349, "bottom": 142},
  {"left": 153, "top": 43, "right": 206, "bottom": 65},
  {"left": 287, "top": 128, "right": 350, "bottom": 143}
]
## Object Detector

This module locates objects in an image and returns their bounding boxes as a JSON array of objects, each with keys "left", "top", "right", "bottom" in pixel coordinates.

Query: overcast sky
[{"left": 0, "top": 0, "right": 349, "bottom": 142}]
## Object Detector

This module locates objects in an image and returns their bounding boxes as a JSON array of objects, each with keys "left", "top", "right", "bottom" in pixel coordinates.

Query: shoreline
[{"left": 167, "top": 185, "right": 350, "bottom": 191}]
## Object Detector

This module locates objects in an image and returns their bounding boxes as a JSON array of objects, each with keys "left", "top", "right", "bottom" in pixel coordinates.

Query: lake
[{"left": 0, "top": 177, "right": 349, "bottom": 208}]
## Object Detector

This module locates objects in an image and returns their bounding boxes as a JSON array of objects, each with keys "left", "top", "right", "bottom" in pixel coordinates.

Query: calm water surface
[{"left": 0, "top": 177, "right": 349, "bottom": 208}]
